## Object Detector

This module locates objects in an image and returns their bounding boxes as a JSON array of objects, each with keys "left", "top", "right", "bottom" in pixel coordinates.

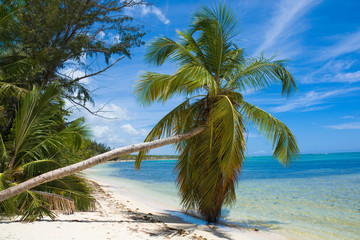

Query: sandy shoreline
[{"left": 0, "top": 177, "right": 288, "bottom": 240}]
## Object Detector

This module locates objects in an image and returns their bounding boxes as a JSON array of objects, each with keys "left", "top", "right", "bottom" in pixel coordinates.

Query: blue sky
[{"left": 68, "top": 0, "right": 360, "bottom": 156}]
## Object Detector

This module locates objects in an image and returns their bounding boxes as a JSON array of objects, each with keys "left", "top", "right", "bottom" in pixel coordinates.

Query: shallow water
[{"left": 87, "top": 152, "right": 360, "bottom": 240}]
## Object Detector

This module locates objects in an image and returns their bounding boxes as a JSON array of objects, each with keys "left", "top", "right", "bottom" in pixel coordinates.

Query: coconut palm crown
[{"left": 135, "top": 3, "right": 300, "bottom": 223}]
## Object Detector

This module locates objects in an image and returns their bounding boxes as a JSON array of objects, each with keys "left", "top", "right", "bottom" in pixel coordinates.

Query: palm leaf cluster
[
  {"left": 0, "top": 83, "right": 96, "bottom": 221},
  {"left": 135, "top": 3, "right": 299, "bottom": 222},
  {"left": 0, "top": 84, "right": 95, "bottom": 221}
]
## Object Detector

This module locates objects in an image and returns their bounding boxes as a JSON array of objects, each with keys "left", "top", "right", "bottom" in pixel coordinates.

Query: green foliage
[
  {"left": 0, "top": 84, "right": 95, "bottom": 221},
  {"left": 135, "top": 3, "right": 300, "bottom": 223},
  {"left": 62, "top": 139, "right": 112, "bottom": 165},
  {"left": 1, "top": 0, "right": 147, "bottom": 106},
  {"left": 0, "top": 0, "right": 149, "bottom": 146},
  {"left": 0, "top": 0, "right": 149, "bottom": 222}
]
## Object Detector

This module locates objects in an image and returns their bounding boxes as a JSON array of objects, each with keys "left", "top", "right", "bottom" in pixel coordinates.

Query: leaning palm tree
[
  {"left": 0, "top": 4, "right": 299, "bottom": 223},
  {"left": 134, "top": 3, "right": 299, "bottom": 223}
]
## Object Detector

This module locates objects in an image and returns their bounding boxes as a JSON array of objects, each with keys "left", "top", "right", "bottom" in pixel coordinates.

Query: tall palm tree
[
  {"left": 0, "top": 4, "right": 299, "bottom": 223},
  {"left": 134, "top": 4, "right": 299, "bottom": 222}
]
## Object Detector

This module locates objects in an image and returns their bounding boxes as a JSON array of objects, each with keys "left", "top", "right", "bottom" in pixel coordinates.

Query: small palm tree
[
  {"left": 135, "top": 4, "right": 299, "bottom": 222},
  {"left": 0, "top": 84, "right": 95, "bottom": 221}
]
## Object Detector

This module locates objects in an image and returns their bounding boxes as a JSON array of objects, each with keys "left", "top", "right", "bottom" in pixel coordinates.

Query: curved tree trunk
[{"left": 0, "top": 126, "right": 205, "bottom": 202}]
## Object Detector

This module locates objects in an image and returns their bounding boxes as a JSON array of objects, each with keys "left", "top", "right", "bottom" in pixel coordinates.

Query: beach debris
[{"left": 177, "top": 229, "right": 186, "bottom": 234}]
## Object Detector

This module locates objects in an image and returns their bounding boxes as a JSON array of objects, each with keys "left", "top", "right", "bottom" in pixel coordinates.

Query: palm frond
[
  {"left": 135, "top": 99, "right": 192, "bottom": 169},
  {"left": 34, "top": 174, "right": 96, "bottom": 212},
  {"left": 0, "top": 134, "right": 9, "bottom": 171},
  {"left": 0, "top": 171, "right": 16, "bottom": 217},
  {"left": 145, "top": 36, "right": 203, "bottom": 67},
  {"left": 12, "top": 84, "right": 60, "bottom": 168},
  {"left": 0, "top": 1, "right": 23, "bottom": 44},
  {"left": 229, "top": 54, "right": 297, "bottom": 96},
  {"left": 32, "top": 190, "right": 75, "bottom": 215},
  {"left": 208, "top": 95, "right": 245, "bottom": 173},
  {"left": 178, "top": 30, "right": 209, "bottom": 72},
  {"left": 190, "top": 3, "right": 240, "bottom": 77},
  {"left": 171, "top": 64, "right": 218, "bottom": 95},
  {"left": 135, "top": 65, "right": 217, "bottom": 105},
  {"left": 0, "top": 82, "right": 27, "bottom": 99},
  {"left": 240, "top": 101, "right": 299, "bottom": 165},
  {"left": 135, "top": 72, "right": 173, "bottom": 105},
  {"left": 18, "top": 190, "right": 57, "bottom": 222},
  {"left": 19, "top": 159, "right": 62, "bottom": 179},
  {"left": 191, "top": 3, "right": 240, "bottom": 41}
]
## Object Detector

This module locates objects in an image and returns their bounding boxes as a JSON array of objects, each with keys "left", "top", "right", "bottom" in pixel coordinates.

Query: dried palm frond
[{"left": 33, "top": 191, "right": 75, "bottom": 215}]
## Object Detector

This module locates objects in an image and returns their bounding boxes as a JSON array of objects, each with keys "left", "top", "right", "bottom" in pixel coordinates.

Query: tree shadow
[
  {"left": 219, "top": 208, "right": 286, "bottom": 231},
  {"left": 0, "top": 208, "right": 285, "bottom": 240},
  {"left": 221, "top": 219, "right": 285, "bottom": 231}
]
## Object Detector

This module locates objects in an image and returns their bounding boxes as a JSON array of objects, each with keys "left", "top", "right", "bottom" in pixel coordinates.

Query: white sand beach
[{"left": 0, "top": 178, "right": 288, "bottom": 240}]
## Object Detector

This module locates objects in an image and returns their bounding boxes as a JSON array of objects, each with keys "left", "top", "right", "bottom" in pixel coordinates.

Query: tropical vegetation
[
  {"left": 0, "top": 0, "right": 148, "bottom": 221},
  {"left": 134, "top": 3, "right": 300, "bottom": 222},
  {"left": 0, "top": 84, "right": 96, "bottom": 221},
  {"left": 0, "top": 1, "right": 300, "bottom": 224}
]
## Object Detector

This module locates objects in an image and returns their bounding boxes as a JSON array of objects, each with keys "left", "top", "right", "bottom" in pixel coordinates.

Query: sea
[{"left": 86, "top": 152, "right": 360, "bottom": 240}]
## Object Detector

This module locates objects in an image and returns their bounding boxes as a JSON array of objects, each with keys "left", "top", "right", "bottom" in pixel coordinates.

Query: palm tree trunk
[{"left": 0, "top": 126, "right": 205, "bottom": 202}]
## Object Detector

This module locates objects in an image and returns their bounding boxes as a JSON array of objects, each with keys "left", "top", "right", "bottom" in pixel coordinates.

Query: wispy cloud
[
  {"left": 271, "top": 87, "right": 360, "bottom": 112},
  {"left": 342, "top": 116, "right": 355, "bottom": 119},
  {"left": 127, "top": 5, "right": 170, "bottom": 25},
  {"left": 326, "top": 122, "right": 360, "bottom": 130},
  {"left": 318, "top": 30, "right": 360, "bottom": 61},
  {"left": 303, "top": 58, "right": 360, "bottom": 84},
  {"left": 333, "top": 71, "right": 360, "bottom": 83},
  {"left": 254, "top": 0, "right": 321, "bottom": 56},
  {"left": 303, "top": 30, "right": 360, "bottom": 84}
]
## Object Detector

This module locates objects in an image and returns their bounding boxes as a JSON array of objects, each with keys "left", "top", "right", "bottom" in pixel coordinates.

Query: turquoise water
[{"left": 87, "top": 152, "right": 360, "bottom": 240}]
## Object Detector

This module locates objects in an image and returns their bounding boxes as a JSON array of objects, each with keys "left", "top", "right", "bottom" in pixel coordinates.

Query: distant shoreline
[
  {"left": 109, "top": 151, "right": 360, "bottom": 162},
  {"left": 109, "top": 158, "right": 178, "bottom": 163}
]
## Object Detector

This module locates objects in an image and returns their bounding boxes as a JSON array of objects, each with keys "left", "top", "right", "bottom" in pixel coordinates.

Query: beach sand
[{"left": 0, "top": 179, "right": 288, "bottom": 240}]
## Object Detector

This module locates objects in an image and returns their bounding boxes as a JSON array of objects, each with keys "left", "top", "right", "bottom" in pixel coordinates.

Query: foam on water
[{"left": 86, "top": 153, "right": 360, "bottom": 240}]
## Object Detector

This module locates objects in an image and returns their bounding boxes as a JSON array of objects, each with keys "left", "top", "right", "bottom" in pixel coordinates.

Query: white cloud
[
  {"left": 98, "top": 103, "right": 130, "bottom": 120},
  {"left": 65, "top": 100, "right": 153, "bottom": 148},
  {"left": 270, "top": 87, "right": 360, "bottom": 113},
  {"left": 96, "top": 31, "right": 105, "bottom": 40},
  {"left": 92, "top": 125, "right": 110, "bottom": 138},
  {"left": 150, "top": 6, "right": 170, "bottom": 25},
  {"left": 326, "top": 122, "right": 360, "bottom": 130},
  {"left": 127, "top": 5, "right": 170, "bottom": 25},
  {"left": 121, "top": 124, "right": 147, "bottom": 136},
  {"left": 254, "top": 0, "right": 321, "bottom": 56}
]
